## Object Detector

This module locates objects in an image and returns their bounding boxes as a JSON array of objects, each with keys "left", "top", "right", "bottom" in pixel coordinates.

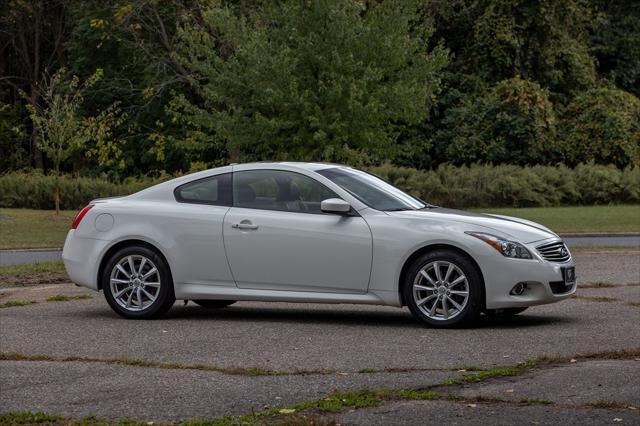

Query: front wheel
[
  {"left": 403, "top": 250, "right": 484, "bottom": 328},
  {"left": 102, "top": 246, "right": 175, "bottom": 319}
]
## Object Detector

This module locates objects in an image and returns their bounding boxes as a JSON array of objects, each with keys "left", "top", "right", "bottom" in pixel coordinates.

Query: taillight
[{"left": 71, "top": 205, "right": 94, "bottom": 229}]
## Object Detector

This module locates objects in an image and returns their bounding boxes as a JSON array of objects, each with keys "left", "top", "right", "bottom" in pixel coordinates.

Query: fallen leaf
[
  {"left": 570, "top": 359, "right": 577, "bottom": 363},
  {"left": 279, "top": 409, "right": 296, "bottom": 414},
  {"left": 466, "top": 404, "right": 477, "bottom": 408},
  {"left": 506, "top": 389, "right": 514, "bottom": 393},
  {"left": 613, "top": 418, "right": 623, "bottom": 422}
]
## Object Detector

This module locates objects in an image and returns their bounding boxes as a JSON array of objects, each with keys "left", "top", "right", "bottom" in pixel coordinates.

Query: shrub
[
  {"left": 367, "top": 163, "right": 639, "bottom": 208},
  {"left": 0, "top": 172, "right": 164, "bottom": 210},
  {"left": 0, "top": 164, "right": 638, "bottom": 210}
]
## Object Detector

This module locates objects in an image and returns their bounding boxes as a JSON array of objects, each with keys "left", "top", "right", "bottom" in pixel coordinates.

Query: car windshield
[{"left": 317, "top": 167, "right": 428, "bottom": 211}]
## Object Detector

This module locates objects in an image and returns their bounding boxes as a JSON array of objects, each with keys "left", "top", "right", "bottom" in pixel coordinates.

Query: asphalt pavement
[{"left": 1, "top": 252, "right": 639, "bottom": 424}]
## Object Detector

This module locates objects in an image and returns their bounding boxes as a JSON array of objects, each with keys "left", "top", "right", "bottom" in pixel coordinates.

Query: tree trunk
[{"left": 54, "top": 185, "right": 60, "bottom": 214}]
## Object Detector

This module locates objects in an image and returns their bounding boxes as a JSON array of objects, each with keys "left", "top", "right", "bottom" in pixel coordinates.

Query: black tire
[
  {"left": 403, "top": 249, "right": 484, "bottom": 328},
  {"left": 485, "top": 307, "right": 528, "bottom": 317},
  {"left": 193, "top": 300, "right": 236, "bottom": 309},
  {"left": 102, "top": 245, "right": 175, "bottom": 319}
]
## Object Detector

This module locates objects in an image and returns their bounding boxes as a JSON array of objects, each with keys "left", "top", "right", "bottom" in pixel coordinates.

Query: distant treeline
[{"left": 1, "top": 1, "right": 639, "bottom": 177}]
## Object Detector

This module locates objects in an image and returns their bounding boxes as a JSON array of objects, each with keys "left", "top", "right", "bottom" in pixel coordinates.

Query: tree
[
  {"left": 168, "top": 0, "right": 448, "bottom": 164},
  {"left": 440, "top": 77, "right": 558, "bottom": 165},
  {"left": 560, "top": 87, "right": 640, "bottom": 167},
  {"left": 26, "top": 68, "right": 121, "bottom": 212},
  {"left": 0, "top": 0, "right": 70, "bottom": 169}
]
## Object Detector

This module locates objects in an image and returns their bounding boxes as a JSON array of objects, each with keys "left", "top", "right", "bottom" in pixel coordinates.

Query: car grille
[
  {"left": 536, "top": 240, "right": 571, "bottom": 263},
  {"left": 549, "top": 280, "right": 575, "bottom": 294}
]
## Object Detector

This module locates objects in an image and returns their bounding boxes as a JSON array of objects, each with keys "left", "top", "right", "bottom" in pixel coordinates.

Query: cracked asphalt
[{"left": 1, "top": 251, "right": 639, "bottom": 424}]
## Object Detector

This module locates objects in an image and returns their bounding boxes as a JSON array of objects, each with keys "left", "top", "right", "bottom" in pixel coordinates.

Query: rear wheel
[
  {"left": 193, "top": 300, "right": 236, "bottom": 309},
  {"left": 403, "top": 250, "right": 483, "bottom": 328},
  {"left": 102, "top": 246, "right": 175, "bottom": 319}
]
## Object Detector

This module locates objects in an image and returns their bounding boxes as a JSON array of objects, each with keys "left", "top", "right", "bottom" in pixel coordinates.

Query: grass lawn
[
  {"left": 0, "top": 205, "right": 638, "bottom": 250},
  {"left": 0, "top": 208, "right": 75, "bottom": 249},
  {"left": 0, "top": 259, "right": 65, "bottom": 277},
  {"left": 473, "top": 205, "right": 640, "bottom": 234}
]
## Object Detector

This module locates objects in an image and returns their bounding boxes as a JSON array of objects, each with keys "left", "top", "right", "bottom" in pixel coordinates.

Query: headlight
[{"left": 465, "top": 232, "right": 533, "bottom": 259}]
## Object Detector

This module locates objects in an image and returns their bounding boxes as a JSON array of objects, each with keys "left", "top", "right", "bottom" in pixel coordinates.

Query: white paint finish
[
  {"left": 223, "top": 207, "right": 372, "bottom": 293},
  {"left": 94, "top": 213, "right": 114, "bottom": 232},
  {"left": 62, "top": 162, "right": 576, "bottom": 314}
]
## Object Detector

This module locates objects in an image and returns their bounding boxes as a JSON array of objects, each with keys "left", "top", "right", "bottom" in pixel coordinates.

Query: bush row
[
  {"left": 0, "top": 173, "right": 164, "bottom": 210},
  {"left": 0, "top": 163, "right": 638, "bottom": 210},
  {"left": 368, "top": 163, "right": 640, "bottom": 208}
]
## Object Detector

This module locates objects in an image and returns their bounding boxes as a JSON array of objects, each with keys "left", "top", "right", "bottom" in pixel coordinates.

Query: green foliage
[
  {"left": 26, "top": 68, "right": 99, "bottom": 174},
  {"left": 25, "top": 68, "right": 124, "bottom": 173},
  {"left": 590, "top": 0, "right": 640, "bottom": 97},
  {"left": 2, "top": 164, "right": 638, "bottom": 210},
  {"left": 465, "top": 0, "right": 597, "bottom": 98},
  {"left": 0, "top": 172, "right": 167, "bottom": 210},
  {"left": 441, "top": 77, "right": 558, "bottom": 165},
  {"left": 1, "top": 0, "right": 640, "bottom": 174},
  {"left": 368, "top": 163, "right": 640, "bottom": 208},
  {"left": 560, "top": 88, "right": 640, "bottom": 168},
  {"left": 170, "top": 0, "right": 448, "bottom": 164}
]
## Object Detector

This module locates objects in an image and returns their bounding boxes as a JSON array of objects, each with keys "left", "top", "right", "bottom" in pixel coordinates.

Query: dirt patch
[
  {"left": 0, "top": 282, "right": 92, "bottom": 303},
  {"left": 0, "top": 271, "right": 69, "bottom": 288}
]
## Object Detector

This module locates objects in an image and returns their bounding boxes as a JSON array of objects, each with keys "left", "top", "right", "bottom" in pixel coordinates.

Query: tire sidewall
[
  {"left": 102, "top": 246, "right": 175, "bottom": 319},
  {"left": 403, "top": 250, "right": 484, "bottom": 328}
]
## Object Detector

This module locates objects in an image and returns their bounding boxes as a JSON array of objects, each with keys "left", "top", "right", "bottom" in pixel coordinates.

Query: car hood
[{"left": 386, "top": 208, "right": 558, "bottom": 244}]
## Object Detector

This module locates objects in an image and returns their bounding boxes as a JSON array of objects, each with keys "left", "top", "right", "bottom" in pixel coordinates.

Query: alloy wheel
[
  {"left": 109, "top": 255, "right": 161, "bottom": 311},
  {"left": 412, "top": 260, "right": 470, "bottom": 321}
]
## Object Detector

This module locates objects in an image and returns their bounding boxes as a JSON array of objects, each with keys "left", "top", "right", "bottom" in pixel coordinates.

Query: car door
[
  {"left": 169, "top": 172, "right": 236, "bottom": 288},
  {"left": 223, "top": 169, "right": 373, "bottom": 293}
]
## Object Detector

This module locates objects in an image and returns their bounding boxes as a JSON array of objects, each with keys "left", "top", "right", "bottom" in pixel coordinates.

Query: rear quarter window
[{"left": 174, "top": 173, "right": 232, "bottom": 206}]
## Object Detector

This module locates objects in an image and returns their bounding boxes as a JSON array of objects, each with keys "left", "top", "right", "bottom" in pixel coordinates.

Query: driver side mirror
[{"left": 321, "top": 198, "right": 351, "bottom": 215}]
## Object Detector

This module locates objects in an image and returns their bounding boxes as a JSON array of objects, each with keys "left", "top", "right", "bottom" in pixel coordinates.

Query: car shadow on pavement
[{"left": 131, "top": 303, "right": 576, "bottom": 329}]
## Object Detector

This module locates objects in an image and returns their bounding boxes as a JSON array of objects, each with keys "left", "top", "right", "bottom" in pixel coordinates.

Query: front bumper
[{"left": 479, "top": 241, "right": 576, "bottom": 309}]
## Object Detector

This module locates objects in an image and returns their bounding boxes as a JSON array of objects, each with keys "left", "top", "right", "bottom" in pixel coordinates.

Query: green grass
[
  {"left": 0, "top": 300, "right": 35, "bottom": 309},
  {"left": 474, "top": 205, "right": 640, "bottom": 233},
  {"left": 0, "top": 260, "right": 65, "bottom": 277},
  {"left": 0, "top": 208, "right": 76, "bottom": 249}
]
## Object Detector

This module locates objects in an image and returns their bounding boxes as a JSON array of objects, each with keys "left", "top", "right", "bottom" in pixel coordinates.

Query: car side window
[
  {"left": 233, "top": 170, "right": 339, "bottom": 214},
  {"left": 174, "top": 173, "right": 232, "bottom": 206}
]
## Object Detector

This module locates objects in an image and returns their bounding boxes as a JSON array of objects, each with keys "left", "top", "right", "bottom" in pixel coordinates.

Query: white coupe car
[{"left": 63, "top": 162, "right": 576, "bottom": 327}]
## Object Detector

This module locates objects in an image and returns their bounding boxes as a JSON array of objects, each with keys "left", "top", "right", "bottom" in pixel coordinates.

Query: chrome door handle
[{"left": 232, "top": 222, "right": 259, "bottom": 230}]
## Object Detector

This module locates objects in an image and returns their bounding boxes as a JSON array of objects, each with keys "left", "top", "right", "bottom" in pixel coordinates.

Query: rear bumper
[{"left": 62, "top": 230, "right": 109, "bottom": 291}]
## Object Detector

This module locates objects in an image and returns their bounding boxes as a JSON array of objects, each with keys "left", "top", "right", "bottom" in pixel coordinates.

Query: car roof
[{"left": 231, "top": 161, "right": 345, "bottom": 172}]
